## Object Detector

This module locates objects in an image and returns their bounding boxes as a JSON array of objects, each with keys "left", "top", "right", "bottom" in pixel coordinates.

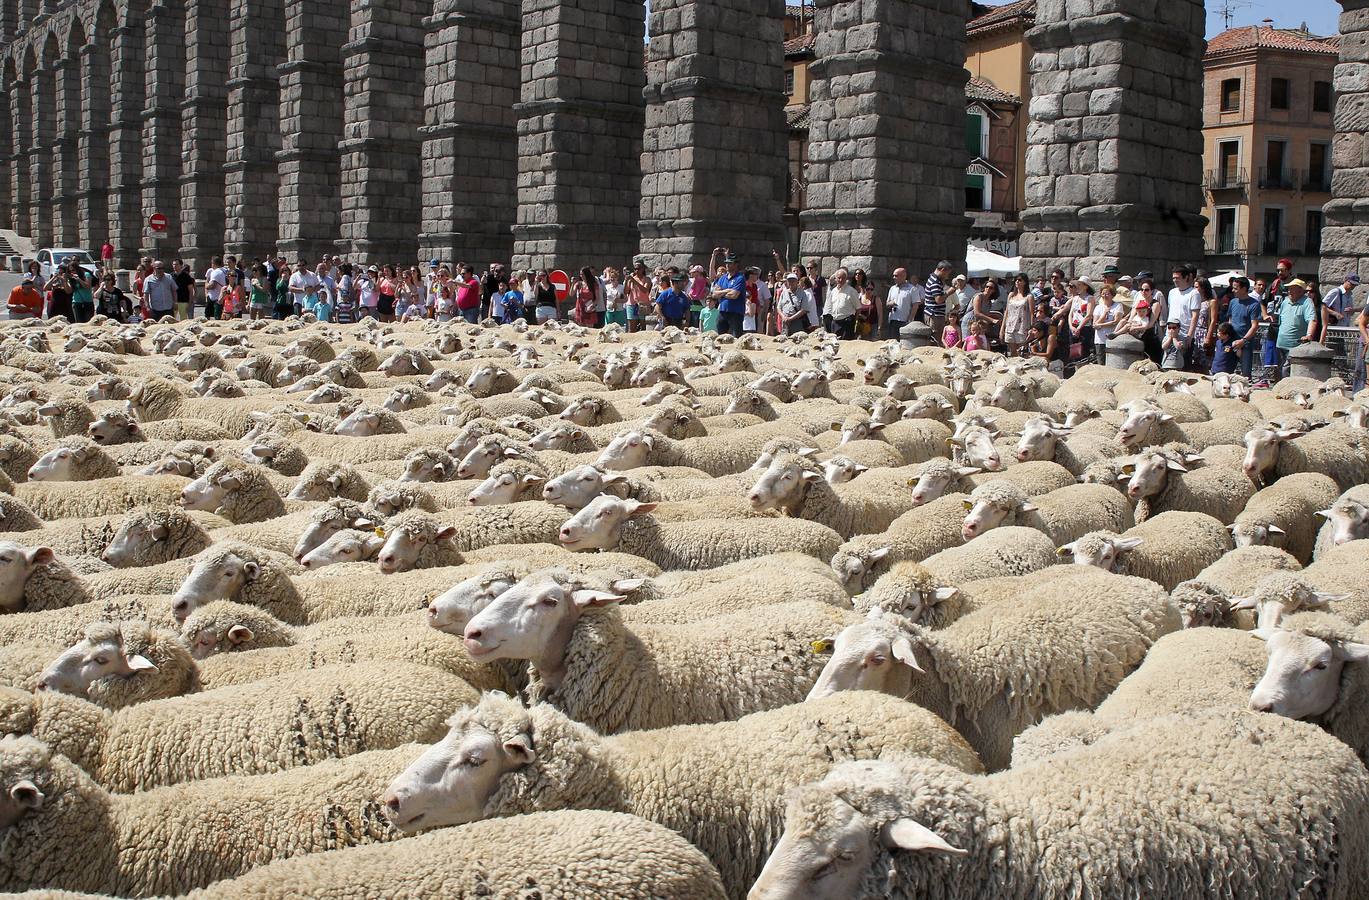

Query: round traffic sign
[
  {"left": 549, "top": 269, "right": 571, "bottom": 302},
  {"left": 148, "top": 213, "right": 169, "bottom": 234}
]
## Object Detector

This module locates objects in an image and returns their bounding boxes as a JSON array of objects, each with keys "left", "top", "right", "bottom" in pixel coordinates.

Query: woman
[
  {"left": 248, "top": 264, "right": 271, "bottom": 321},
  {"left": 1126, "top": 279, "right": 1162, "bottom": 362},
  {"left": 273, "top": 264, "right": 294, "bottom": 320},
  {"left": 1190, "top": 276, "right": 1215, "bottom": 374},
  {"left": 603, "top": 267, "right": 625, "bottom": 327},
  {"left": 332, "top": 264, "right": 354, "bottom": 323},
  {"left": 573, "top": 267, "right": 600, "bottom": 328},
  {"left": 1049, "top": 282, "right": 1072, "bottom": 370},
  {"left": 1025, "top": 316, "right": 1061, "bottom": 375},
  {"left": 1356, "top": 302, "right": 1368, "bottom": 392},
  {"left": 964, "top": 279, "right": 1001, "bottom": 344},
  {"left": 533, "top": 271, "right": 558, "bottom": 324},
  {"left": 1091, "top": 284, "right": 1123, "bottom": 365},
  {"left": 93, "top": 272, "right": 130, "bottom": 322},
  {"left": 1067, "top": 277, "right": 1094, "bottom": 369},
  {"left": 1001, "top": 274, "right": 1033, "bottom": 355},
  {"left": 377, "top": 264, "right": 398, "bottom": 322},
  {"left": 625, "top": 262, "right": 651, "bottom": 333},
  {"left": 45, "top": 269, "right": 73, "bottom": 321},
  {"left": 69, "top": 264, "right": 94, "bottom": 323},
  {"left": 221, "top": 271, "right": 244, "bottom": 320}
]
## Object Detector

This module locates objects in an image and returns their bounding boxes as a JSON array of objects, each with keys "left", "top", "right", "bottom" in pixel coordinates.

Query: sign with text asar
[{"left": 549, "top": 269, "right": 571, "bottom": 302}]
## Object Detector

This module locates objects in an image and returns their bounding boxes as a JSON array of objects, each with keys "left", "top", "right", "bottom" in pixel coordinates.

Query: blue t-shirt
[
  {"left": 657, "top": 289, "right": 687, "bottom": 320},
  {"left": 713, "top": 272, "right": 748, "bottom": 315},
  {"left": 1210, "top": 339, "right": 1238, "bottom": 374},
  {"left": 1226, "top": 295, "right": 1261, "bottom": 336}
]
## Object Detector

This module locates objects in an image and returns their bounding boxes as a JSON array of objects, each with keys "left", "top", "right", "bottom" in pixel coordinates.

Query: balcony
[
  {"left": 1303, "top": 170, "right": 1332, "bottom": 192},
  {"left": 1205, "top": 168, "right": 1247, "bottom": 190},
  {"left": 1258, "top": 231, "right": 1304, "bottom": 256},
  {"left": 1205, "top": 234, "right": 1245, "bottom": 256},
  {"left": 1258, "top": 167, "right": 1300, "bottom": 191}
]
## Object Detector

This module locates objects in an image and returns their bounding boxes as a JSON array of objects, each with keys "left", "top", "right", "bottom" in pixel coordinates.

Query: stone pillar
[
  {"left": 1320, "top": 0, "right": 1369, "bottom": 304},
  {"left": 511, "top": 0, "right": 645, "bottom": 272},
  {"left": 417, "top": 0, "right": 519, "bottom": 267},
  {"left": 140, "top": 0, "right": 185, "bottom": 260},
  {"left": 28, "top": 62, "right": 53, "bottom": 249},
  {"left": 108, "top": 21, "right": 144, "bottom": 267},
  {"left": 338, "top": 0, "right": 425, "bottom": 262},
  {"left": 0, "top": 81, "right": 12, "bottom": 232},
  {"left": 798, "top": 0, "right": 968, "bottom": 283},
  {"left": 277, "top": 0, "right": 345, "bottom": 262},
  {"left": 1019, "top": 0, "right": 1206, "bottom": 278},
  {"left": 78, "top": 39, "right": 112, "bottom": 253},
  {"left": 638, "top": 0, "right": 788, "bottom": 270},
  {"left": 10, "top": 71, "right": 30, "bottom": 238},
  {"left": 1288, "top": 342, "right": 1336, "bottom": 381},
  {"left": 0, "top": 1, "right": 15, "bottom": 41},
  {"left": 179, "top": 0, "right": 229, "bottom": 269},
  {"left": 51, "top": 53, "right": 80, "bottom": 248},
  {"left": 224, "top": 0, "right": 284, "bottom": 261}
]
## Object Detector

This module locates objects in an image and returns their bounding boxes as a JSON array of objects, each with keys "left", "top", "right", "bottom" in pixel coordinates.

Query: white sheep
[
  {"left": 179, "top": 459, "right": 286, "bottom": 524},
  {"left": 1314, "top": 485, "right": 1369, "bottom": 560},
  {"left": 1229, "top": 471, "right": 1341, "bottom": 564},
  {"left": 1121, "top": 447, "right": 1255, "bottom": 524},
  {"left": 1242, "top": 422, "right": 1369, "bottom": 490},
  {"left": 960, "top": 480, "right": 1134, "bottom": 546},
  {"left": 830, "top": 493, "right": 970, "bottom": 594},
  {"left": 747, "top": 452, "right": 917, "bottom": 538},
  {"left": 1057, "top": 510, "right": 1233, "bottom": 591}
]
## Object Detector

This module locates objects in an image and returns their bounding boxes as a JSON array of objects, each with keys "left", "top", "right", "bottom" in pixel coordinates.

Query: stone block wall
[
  {"left": 180, "top": 0, "right": 229, "bottom": 269},
  {"left": 107, "top": 17, "right": 142, "bottom": 267},
  {"left": 512, "top": 0, "right": 645, "bottom": 272},
  {"left": 77, "top": 34, "right": 110, "bottom": 251},
  {"left": 418, "top": 0, "right": 520, "bottom": 268},
  {"left": 225, "top": 0, "right": 285, "bottom": 262},
  {"left": 1020, "top": 0, "right": 1207, "bottom": 278},
  {"left": 51, "top": 49, "right": 79, "bottom": 246},
  {"left": 1321, "top": 0, "right": 1369, "bottom": 300},
  {"left": 638, "top": 0, "right": 788, "bottom": 270},
  {"left": 28, "top": 63, "right": 52, "bottom": 249},
  {"left": 798, "top": 0, "right": 969, "bottom": 283},
  {"left": 140, "top": 0, "right": 184, "bottom": 259}
]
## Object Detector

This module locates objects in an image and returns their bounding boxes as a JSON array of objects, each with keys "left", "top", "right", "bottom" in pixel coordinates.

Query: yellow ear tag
[
  {"left": 374, "top": 527, "right": 386, "bottom": 538},
  {"left": 811, "top": 640, "right": 832, "bottom": 653}
]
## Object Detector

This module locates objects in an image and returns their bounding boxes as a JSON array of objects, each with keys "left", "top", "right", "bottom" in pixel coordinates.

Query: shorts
[
  {"left": 605, "top": 309, "right": 627, "bottom": 326},
  {"left": 625, "top": 305, "right": 640, "bottom": 321},
  {"left": 377, "top": 294, "right": 395, "bottom": 316},
  {"left": 536, "top": 306, "right": 557, "bottom": 323}
]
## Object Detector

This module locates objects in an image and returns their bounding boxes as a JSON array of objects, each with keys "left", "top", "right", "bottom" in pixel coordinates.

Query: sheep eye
[
  {"left": 1313, "top": 662, "right": 1329, "bottom": 671},
  {"left": 540, "top": 597, "right": 558, "bottom": 608},
  {"left": 93, "top": 655, "right": 109, "bottom": 666}
]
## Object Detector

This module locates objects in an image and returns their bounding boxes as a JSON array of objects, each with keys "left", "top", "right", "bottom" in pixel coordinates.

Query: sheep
[
  {"left": 1242, "top": 422, "right": 1369, "bottom": 490},
  {"left": 35, "top": 395, "right": 96, "bottom": 438},
  {"left": 806, "top": 565, "right": 1178, "bottom": 769},
  {"left": 1228, "top": 572, "right": 1347, "bottom": 631},
  {"left": 0, "top": 435, "right": 37, "bottom": 483},
  {"left": 558, "top": 495, "right": 843, "bottom": 570},
  {"left": 917, "top": 526, "right": 1060, "bottom": 585},
  {"left": 374, "top": 504, "right": 576, "bottom": 571},
  {"left": 464, "top": 364, "right": 520, "bottom": 397},
  {"left": 960, "top": 480, "right": 1133, "bottom": 547},
  {"left": 1121, "top": 447, "right": 1255, "bottom": 524},
  {"left": 1297, "top": 541, "right": 1369, "bottom": 626},
  {"left": 0, "top": 497, "right": 43, "bottom": 534},
  {"left": 186, "top": 810, "right": 727, "bottom": 900},
  {"left": 379, "top": 692, "right": 980, "bottom": 898},
  {"left": 1011, "top": 416, "right": 1122, "bottom": 475},
  {"left": 1168, "top": 579, "right": 1240, "bottom": 628},
  {"left": 35, "top": 619, "right": 199, "bottom": 707},
  {"left": 945, "top": 424, "right": 1001, "bottom": 471},
  {"left": 465, "top": 458, "right": 549, "bottom": 506},
  {"left": 0, "top": 543, "right": 91, "bottom": 614},
  {"left": 905, "top": 457, "right": 1072, "bottom": 507},
  {"left": 461, "top": 571, "right": 858, "bottom": 733},
  {"left": 15, "top": 474, "right": 189, "bottom": 520},
  {"left": 1057, "top": 511, "right": 1233, "bottom": 591},
  {"left": 1228, "top": 471, "right": 1340, "bottom": 565},
  {"left": 0, "top": 662, "right": 476, "bottom": 793},
  {"left": 179, "top": 458, "right": 286, "bottom": 524},
  {"left": 751, "top": 712, "right": 1369, "bottom": 900},
  {"left": 1192, "top": 544, "right": 1304, "bottom": 597},
  {"left": 237, "top": 432, "right": 310, "bottom": 476},
  {"left": 747, "top": 452, "right": 917, "bottom": 538},
  {"left": 1315, "top": 485, "right": 1369, "bottom": 559},
  {"left": 22, "top": 438, "right": 115, "bottom": 484},
  {"left": 125, "top": 376, "right": 262, "bottom": 437},
  {"left": 595, "top": 427, "right": 825, "bottom": 478},
  {"left": 1114, "top": 397, "right": 1259, "bottom": 450},
  {"left": 830, "top": 494, "right": 970, "bottom": 594},
  {"left": 285, "top": 460, "right": 373, "bottom": 502},
  {"left": 299, "top": 528, "right": 386, "bottom": 570}
]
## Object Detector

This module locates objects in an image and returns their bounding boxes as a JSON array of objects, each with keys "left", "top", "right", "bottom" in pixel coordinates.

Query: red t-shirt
[
  {"left": 455, "top": 278, "right": 481, "bottom": 310},
  {"left": 6, "top": 285, "right": 42, "bottom": 315}
]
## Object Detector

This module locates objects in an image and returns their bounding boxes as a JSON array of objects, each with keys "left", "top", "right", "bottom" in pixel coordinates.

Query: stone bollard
[
  {"left": 1288, "top": 341, "right": 1336, "bottom": 382},
  {"left": 115, "top": 271, "right": 132, "bottom": 293},
  {"left": 1105, "top": 333, "right": 1147, "bottom": 371},
  {"left": 7, "top": 257, "right": 21, "bottom": 273},
  {"left": 900, "top": 321, "right": 934, "bottom": 350}
]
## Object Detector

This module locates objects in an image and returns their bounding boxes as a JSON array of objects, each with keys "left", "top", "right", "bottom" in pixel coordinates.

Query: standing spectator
[
  {"left": 1031, "top": 273, "right": 1050, "bottom": 302},
  {"left": 100, "top": 240, "right": 114, "bottom": 269},
  {"left": 316, "top": 263, "right": 338, "bottom": 319},
  {"left": 272, "top": 264, "right": 291, "bottom": 320},
  {"left": 1161, "top": 321, "right": 1185, "bottom": 370},
  {"left": 1002, "top": 274, "right": 1032, "bottom": 354},
  {"left": 1225, "top": 276, "right": 1263, "bottom": 378},
  {"left": 220, "top": 271, "right": 244, "bottom": 320},
  {"left": 142, "top": 260, "right": 177, "bottom": 320},
  {"left": 532, "top": 271, "right": 557, "bottom": 324},
  {"left": 92, "top": 272, "right": 130, "bottom": 322},
  {"left": 1322, "top": 272, "right": 1358, "bottom": 328},
  {"left": 1193, "top": 276, "right": 1217, "bottom": 373},
  {"left": 1274, "top": 279, "right": 1316, "bottom": 381},
  {"left": 1355, "top": 298, "right": 1368, "bottom": 392},
  {"left": 68, "top": 263, "right": 94, "bottom": 323},
  {"left": 6, "top": 274, "right": 43, "bottom": 319},
  {"left": 430, "top": 267, "right": 455, "bottom": 322},
  {"left": 806, "top": 259, "right": 828, "bottom": 329},
  {"left": 655, "top": 274, "right": 688, "bottom": 328},
  {"left": 1048, "top": 280, "right": 1072, "bottom": 366},
  {"left": 700, "top": 295, "right": 721, "bottom": 333},
  {"left": 602, "top": 268, "right": 625, "bottom": 327},
  {"left": 1269, "top": 257, "right": 1295, "bottom": 304},
  {"left": 287, "top": 260, "right": 319, "bottom": 317},
  {"left": 1067, "top": 276, "right": 1094, "bottom": 367},
  {"left": 573, "top": 267, "right": 600, "bottom": 328},
  {"left": 1210, "top": 322, "right": 1239, "bottom": 375},
  {"left": 205, "top": 257, "right": 228, "bottom": 319},
  {"left": 481, "top": 262, "right": 502, "bottom": 319},
  {"left": 332, "top": 263, "right": 355, "bottom": 323},
  {"left": 355, "top": 266, "right": 380, "bottom": 319},
  {"left": 171, "top": 259, "right": 195, "bottom": 319},
  {"left": 710, "top": 253, "right": 747, "bottom": 338},
  {"left": 964, "top": 278, "right": 1001, "bottom": 343},
  {"left": 1091, "top": 284, "right": 1122, "bottom": 365},
  {"left": 776, "top": 273, "right": 810, "bottom": 336},
  {"left": 248, "top": 264, "right": 271, "bottom": 321},
  {"left": 825, "top": 268, "right": 860, "bottom": 339},
  {"left": 455, "top": 265, "right": 482, "bottom": 324},
  {"left": 884, "top": 268, "right": 918, "bottom": 340},
  {"left": 687, "top": 264, "right": 708, "bottom": 327},
  {"left": 1025, "top": 316, "right": 1061, "bottom": 374},
  {"left": 44, "top": 266, "right": 73, "bottom": 321},
  {"left": 951, "top": 275, "right": 973, "bottom": 317},
  {"left": 1166, "top": 264, "right": 1202, "bottom": 364},
  {"left": 922, "top": 260, "right": 952, "bottom": 342},
  {"left": 625, "top": 262, "right": 651, "bottom": 334},
  {"left": 377, "top": 264, "right": 398, "bottom": 322}
]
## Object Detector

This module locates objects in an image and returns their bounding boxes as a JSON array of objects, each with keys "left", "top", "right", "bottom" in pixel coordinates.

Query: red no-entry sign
[
  {"left": 549, "top": 269, "right": 571, "bottom": 302},
  {"left": 148, "top": 213, "right": 169, "bottom": 234}
]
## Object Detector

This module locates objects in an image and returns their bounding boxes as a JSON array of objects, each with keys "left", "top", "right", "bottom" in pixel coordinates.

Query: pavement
[{"left": 0, "top": 272, "right": 24, "bottom": 319}]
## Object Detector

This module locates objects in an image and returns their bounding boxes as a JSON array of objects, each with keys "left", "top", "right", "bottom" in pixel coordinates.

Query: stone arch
[
  {"left": 9, "top": 52, "right": 29, "bottom": 236},
  {"left": 179, "top": 0, "right": 232, "bottom": 267},
  {"left": 23, "top": 30, "right": 60, "bottom": 247},
  {"left": 48, "top": 17, "right": 83, "bottom": 245},
  {"left": 0, "top": 0, "right": 18, "bottom": 41},
  {"left": 138, "top": 0, "right": 184, "bottom": 258},
  {"left": 0, "top": 57, "right": 13, "bottom": 230},
  {"left": 15, "top": 0, "right": 32, "bottom": 34}
]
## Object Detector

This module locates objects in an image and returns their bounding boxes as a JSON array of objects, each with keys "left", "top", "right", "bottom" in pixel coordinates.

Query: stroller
[{"left": 334, "top": 285, "right": 357, "bottom": 324}]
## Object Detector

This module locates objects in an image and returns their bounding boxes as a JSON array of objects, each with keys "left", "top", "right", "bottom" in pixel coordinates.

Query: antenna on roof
[{"left": 1214, "top": 0, "right": 1255, "bottom": 30}]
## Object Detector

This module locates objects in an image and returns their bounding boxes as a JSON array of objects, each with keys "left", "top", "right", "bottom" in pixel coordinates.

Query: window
[
  {"left": 1215, "top": 207, "right": 1239, "bottom": 254},
  {"left": 1308, "top": 142, "right": 1329, "bottom": 191},
  {"left": 1270, "top": 77, "right": 1290, "bottom": 110},
  {"left": 784, "top": 69, "right": 795, "bottom": 97},
  {"left": 1313, "top": 81, "right": 1332, "bottom": 113},
  {"left": 1306, "top": 209, "right": 1323, "bottom": 255},
  {"left": 965, "top": 109, "right": 987, "bottom": 158},
  {"left": 1217, "top": 140, "right": 1241, "bottom": 186},
  {"left": 1262, "top": 207, "right": 1284, "bottom": 255},
  {"left": 1220, "top": 78, "right": 1241, "bottom": 112},
  {"left": 966, "top": 180, "right": 986, "bottom": 212},
  {"left": 1263, "top": 140, "right": 1287, "bottom": 188},
  {"left": 965, "top": 109, "right": 991, "bottom": 212}
]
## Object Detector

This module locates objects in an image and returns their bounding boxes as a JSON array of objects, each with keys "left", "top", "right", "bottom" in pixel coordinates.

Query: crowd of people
[{"left": 5, "top": 245, "right": 1366, "bottom": 389}]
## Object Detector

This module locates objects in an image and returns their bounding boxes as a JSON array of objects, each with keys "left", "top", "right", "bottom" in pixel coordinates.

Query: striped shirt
[{"left": 923, "top": 272, "right": 947, "bottom": 316}]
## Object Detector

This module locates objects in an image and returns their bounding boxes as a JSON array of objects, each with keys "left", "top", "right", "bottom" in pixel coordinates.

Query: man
[
  {"left": 1275, "top": 279, "right": 1317, "bottom": 381},
  {"left": 1322, "top": 272, "right": 1359, "bottom": 327},
  {"left": 1166, "top": 264, "right": 1202, "bottom": 365},
  {"left": 100, "top": 240, "right": 114, "bottom": 269},
  {"left": 775, "top": 272, "right": 811, "bottom": 336},
  {"left": 288, "top": 260, "right": 321, "bottom": 317},
  {"left": 6, "top": 274, "right": 43, "bottom": 319},
  {"left": 1270, "top": 257, "right": 1295, "bottom": 303},
  {"left": 1031, "top": 273, "right": 1049, "bottom": 302},
  {"left": 710, "top": 253, "right": 748, "bottom": 338},
  {"left": 654, "top": 274, "right": 688, "bottom": 328},
  {"left": 314, "top": 262, "right": 337, "bottom": 313},
  {"left": 884, "top": 267, "right": 918, "bottom": 340},
  {"left": 142, "top": 260, "right": 177, "bottom": 320},
  {"left": 481, "top": 262, "right": 502, "bottom": 319},
  {"left": 203, "top": 256, "right": 227, "bottom": 320},
  {"left": 1226, "top": 276, "right": 1263, "bottom": 378},
  {"left": 1101, "top": 265, "right": 1121, "bottom": 294},
  {"left": 923, "top": 260, "right": 953, "bottom": 343},
  {"left": 171, "top": 259, "right": 196, "bottom": 319},
  {"left": 825, "top": 268, "right": 860, "bottom": 339},
  {"left": 225, "top": 255, "right": 246, "bottom": 295}
]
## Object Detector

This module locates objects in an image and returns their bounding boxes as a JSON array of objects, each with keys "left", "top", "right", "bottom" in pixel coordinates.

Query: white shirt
[
  {"left": 1167, "top": 286, "right": 1202, "bottom": 339},
  {"left": 204, "top": 267, "right": 227, "bottom": 302},
  {"left": 886, "top": 281, "right": 919, "bottom": 322},
  {"left": 289, "top": 271, "right": 321, "bottom": 302},
  {"left": 827, "top": 284, "right": 860, "bottom": 319},
  {"left": 490, "top": 291, "right": 505, "bottom": 318},
  {"left": 356, "top": 275, "right": 378, "bottom": 308},
  {"left": 1092, "top": 300, "right": 1121, "bottom": 342}
]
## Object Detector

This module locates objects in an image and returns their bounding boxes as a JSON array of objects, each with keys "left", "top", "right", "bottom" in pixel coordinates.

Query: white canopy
[
  {"left": 965, "top": 245, "right": 1022, "bottom": 278},
  {"left": 1206, "top": 271, "right": 1245, "bottom": 288}
]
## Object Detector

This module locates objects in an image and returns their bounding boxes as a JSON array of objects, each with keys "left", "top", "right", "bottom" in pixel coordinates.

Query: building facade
[{"left": 1202, "top": 24, "right": 1339, "bottom": 276}]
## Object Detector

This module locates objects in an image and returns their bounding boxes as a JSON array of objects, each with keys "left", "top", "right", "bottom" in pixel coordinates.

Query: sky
[{"left": 1207, "top": 0, "right": 1341, "bottom": 37}]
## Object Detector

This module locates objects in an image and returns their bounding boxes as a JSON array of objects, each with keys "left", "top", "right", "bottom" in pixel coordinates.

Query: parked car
[{"left": 37, "top": 248, "right": 96, "bottom": 281}]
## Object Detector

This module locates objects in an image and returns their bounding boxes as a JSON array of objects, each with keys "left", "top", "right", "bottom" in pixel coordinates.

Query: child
[
  {"left": 300, "top": 281, "right": 319, "bottom": 318},
  {"left": 221, "top": 274, "right": 244, "bottom": 320},
  {"left": 1161, "top": 320, "right": 1185, "bottom": 370},
  {"left": 941, "top": 318, "right": 961, "bottom": 350},
  {"left": 314, "top": 288, "right": 334, "bottom": 323},
  {"left": 502, "top": 281, "right": 525, "bottom": 324},
  {"left": 1210, "top": 321, "right": 1239, "bottom": 375},
  {"left": 962, "top": 319, "right": 990, "bottom": 352},
  {"left": 654, "top": 275, "right": 687, "bottom": 328},
  {"left": 700, "top": 296, "right": 721, "bottom": 333}
]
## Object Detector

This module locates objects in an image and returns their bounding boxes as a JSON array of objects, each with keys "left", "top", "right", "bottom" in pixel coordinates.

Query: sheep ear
[
  {"left": 932, "top": 586, "right": 958, "bottom": 602},
  {"left": 1337, "top": 642, "right": 1369, "bottom": 663},
  {"left": 855, "top": 464, "right": 869, "bottom": 474},
  {"left": 624, "top": 501, "right": 658, "bottom": 517},
  {"left": 883, "top": 818, "right": 965, "bottom": 855},
  {"left": 891, "top": 637, "right": 924, "bottom": 672},
  {"left": 502, "top": 733, "right": 536, "bottom": 765},
  {"left": 1164, "top": 459, "right": 1188, "bottom": 473},
  {"left": 1116, "top": 537, "right": 1144, "bottom": 552},
  {"left": 800, "top": 470, "right": 823, "bottom": 484},
  {"left": 250, "top": 445, "right": 274, "bottom": 459},
  {"left": 1228, "top": 596, "right": 1256, "bottom": 611},
  {"left": 352, "top": 517, "right": 375, "bottom": 530},
  {"left": 570, "top": 589, "right": 625, "bottom": 608},
  {"left": 868, "top": 546, "right": 892, "bottom": 562},
  {"left": 1057, "top": 542, "right": 1076, "bottom": 557},
  {"left": 1314, "top": 508, "right": 1332, "bottom": 519},
  {"left": 242, "top": 561, "right": 261, "bottom": 582},
  {"left": 150, "top": 524, "right": 169, "bottom": 541},
  {"left": 797, "top": 448, "right": 820, "bottom": 458},
  {"left": 1265, "top": 524, "right": 1286, "bottom": 536},
  {"left": 1313, "top": 592, "right": 1349, "bottom": 607},
  {"left": 521, "top": 474, "right": 545, "bottom": 487},
  {"left": 227, "top": 624, "right": 254, "bottom": 644},
  {"left": 25, "top": 547, "right": 53, "bottom": 567},
  {"left": 609, "top": 578, "right": 646, "bottom": 595},
  {"left": 126, "top": 653, "right": 158, "bottom": 674},
  {"left": 218, "top": 474, "right": 242, "bottom": 491},
  {"left": 1018, "top": 501, "right": 1037, "bottom": 513},
  {"left": 436, "top": 525, "right": 459, "bottom": 541}
]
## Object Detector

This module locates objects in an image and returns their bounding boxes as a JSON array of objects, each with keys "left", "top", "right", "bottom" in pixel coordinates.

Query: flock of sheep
[{"left": 0, "top": 309, "right": 1365, "bottom": 898}]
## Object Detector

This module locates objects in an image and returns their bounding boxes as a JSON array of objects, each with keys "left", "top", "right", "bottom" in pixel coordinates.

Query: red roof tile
[
  {"left": 784, "top": 32, "right": 815, "bottom": 56},
  {"left": 1206, "top": 25, "right": 1340, "bottom": 56},
  {"left": 967, "top": 75, "right": 1020, "bottom": 106},
  {"left": 968, "top": 0, "right": 1036, "bottom": 35}
]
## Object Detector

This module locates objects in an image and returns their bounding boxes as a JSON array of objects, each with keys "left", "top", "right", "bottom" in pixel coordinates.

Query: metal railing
[
  {"left": 1205, "top": 168, "right": 1248, "bottom": 190},
  {"left": 1258, "top": 167, "right": 1300, "bottom": 190},
  {"left": 1303, "top": 170, "right": 1332, "bottom": 192}
]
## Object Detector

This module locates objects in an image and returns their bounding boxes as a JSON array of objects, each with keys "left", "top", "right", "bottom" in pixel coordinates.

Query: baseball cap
[
  {"left": 21, "top": 274, "right": 33, "bottom": 282},
  {"left": 1347, "top": 273, "right": 1361, "bottom": 285},
  {"left": 785, "top": 272, "right": 799, "bottom": 281},
  {"left": 724, "top": 254, "right": 738, "bottom": 263},
  {"left": 367, "top": 265, "right": 379, "bottom": 273},
  {"left": 428, "top": 259, "right": 439, "bottom": 268},
  {"left": 1286, "top": 278, "right": 1308, "bottom": 289},
  {"left": 1135, "top": 270, "right": 1153, "bottom": 282},
  {"left": 671, "top": 274, "right": 688, "bottom": 284}
]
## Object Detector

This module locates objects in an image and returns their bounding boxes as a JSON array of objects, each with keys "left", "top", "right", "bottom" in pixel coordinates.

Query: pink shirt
[
  {"left": 689, "top": 275, "right": 709, "bottom": 302},
  {"left": 455, "top": 277, "right": 481, "bottom": 310},
  {"left": 963, "top": 334, "right": 989, "bottom": 351}
]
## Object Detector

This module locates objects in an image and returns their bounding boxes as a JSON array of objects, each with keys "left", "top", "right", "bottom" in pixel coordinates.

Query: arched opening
[
  {"left": 139, "top": 0, "right": 184, "bottom": 259},
  {"left": 178, "top": 0, "right": 231, "bottom": 268},
  {"left": 51, "top": 21, "right": 83, "bottom": 246},
  {"left": 27, "top": 36, "right": 55, "bottom": 247}
]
